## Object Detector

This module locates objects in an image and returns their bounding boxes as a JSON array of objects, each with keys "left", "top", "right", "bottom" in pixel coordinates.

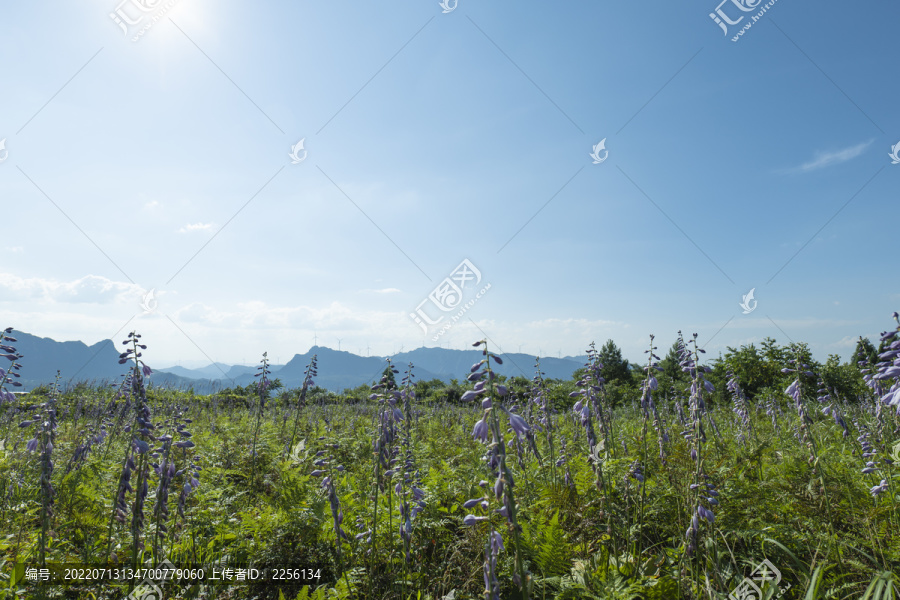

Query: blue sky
[{"left": 1, "top": 0, "right": 897, "bottom": 369}]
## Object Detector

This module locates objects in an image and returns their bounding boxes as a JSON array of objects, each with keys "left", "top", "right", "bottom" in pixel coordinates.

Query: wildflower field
[{"left": 0, "top": 318, "right": 898, "bottom": 600}]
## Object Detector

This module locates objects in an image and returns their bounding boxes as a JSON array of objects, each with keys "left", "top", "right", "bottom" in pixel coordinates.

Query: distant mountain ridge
[
  {"left": 3, "top": 330, "right": 585, "bottom": 394},
  {"left": 0, "top": 330, "right": 204, "bottom": 393}
]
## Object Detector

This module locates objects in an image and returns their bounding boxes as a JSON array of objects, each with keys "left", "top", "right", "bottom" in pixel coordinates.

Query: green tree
[
  {"left": 820, "top": 354, "right": 865, "bottom": 402},
  {"left": 711, "top": 337, "right": 798, "bottom": 401},
  {"left": 597, "top": 339, "right": 631, "bottom": 386},
  {"left": 853, "top": 336, "right": 878, "bottom": 368},
  {"left": 658, "top": 340, "right": 689, "bottom": 393},
  {"left": 380, "top": 364, "right": 397, "bottom": 388}
]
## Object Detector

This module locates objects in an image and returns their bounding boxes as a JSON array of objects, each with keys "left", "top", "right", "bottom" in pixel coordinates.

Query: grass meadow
[{"left": 0, "top": 325, "right": 898, "bottom": 600}]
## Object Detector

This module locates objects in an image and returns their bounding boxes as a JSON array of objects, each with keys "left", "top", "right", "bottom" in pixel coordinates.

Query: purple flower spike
[
  {"left": 697, "top": 505, "right": 715, "bottom": 523},
  {"left": 875, "top": 366, "right": 900, "bottom": 380},
  {"left": 490, "top": 530, "right": 504, "bottom": 555}
]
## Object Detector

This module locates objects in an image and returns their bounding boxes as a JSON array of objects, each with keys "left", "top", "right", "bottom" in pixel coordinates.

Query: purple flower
[
  {"left": 875, "top": 366, "right": 900, "bottom": 380},
  {"left": 473, "top": 419, "right": 489, "bottom": 443},
  {"left": 870, "top": 480, "right": 889, "bottom": 496},
  {"left": 493, "top": 475, "right": 504, "bottom": 499},
  {"left": 507, "top": 413, "right": 529, "bottom": 437},
  {"left": 463, "top": 497, "right": 483, "bottom": 509},
  {"left": 463, "top": 514, "right": 488, "bottom": 526}
]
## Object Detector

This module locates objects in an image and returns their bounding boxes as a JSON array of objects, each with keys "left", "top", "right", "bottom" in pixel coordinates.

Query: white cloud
[
  {"left": 0, "top": 273, "right": 140, "bottom": 304},
  {"left": 720, "top": 316, "right": 861, "bottom": 330},
  {"left": 177, "top": 222, "right": 215, "bottom": 233},
  {"left": 358, "top": 288, "right": 401, "bottom": 294},
  {"left": 788, "top": 140, "right": 872, "bottom": 173},
  {"left": 826, "top": 335, "right": 859, "bottom": 350},
  {"left": 171, "top": 300, "right": 403, "bottom": 333}
]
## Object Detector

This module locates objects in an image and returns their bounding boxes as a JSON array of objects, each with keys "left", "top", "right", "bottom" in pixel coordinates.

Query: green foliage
[
  {"left": 597, "top": 339, "right": 632, "bottom": 386},
  {"left": 1, "top": 340, "right": 898, "bottom": 599}
]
